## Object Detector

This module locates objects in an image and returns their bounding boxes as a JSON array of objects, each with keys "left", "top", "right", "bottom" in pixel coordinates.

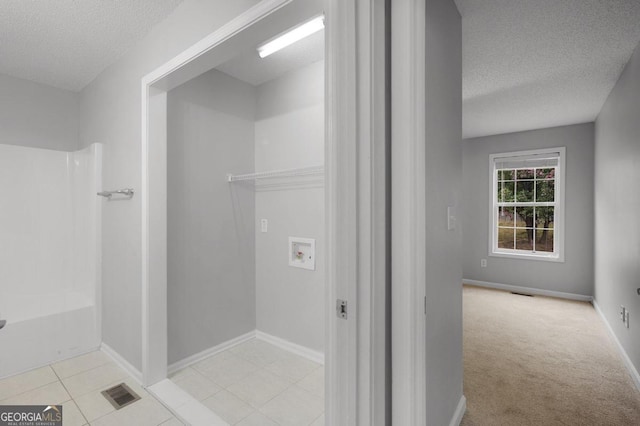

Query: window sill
[{"left": 489, "top": 250, "right": 564, "bottom": 263}]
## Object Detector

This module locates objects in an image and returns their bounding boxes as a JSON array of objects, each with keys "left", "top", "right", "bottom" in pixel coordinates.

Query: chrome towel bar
[{"left": 97, "top": 188, "right": 134, "bottom": 199}]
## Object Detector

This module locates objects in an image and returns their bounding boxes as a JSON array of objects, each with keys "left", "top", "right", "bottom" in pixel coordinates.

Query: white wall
[
  {"left": 462, "top": 123, "right": 595, "bottom": 297},
  {"left": 167, "top": 69, "right": 257, "bottom": 364},
  {"left": 594, "top": 42, "right": 640, "bottom": 378},
  {"left": 254, "top": 60, "right": 325, "bottom": 352},
  {"left": 424, "top": 0, "right": 464, "bottom": 423},
  {"left": 0, "top": 72, "right": 79, "bottom": 151},
  {"left": 78, "top": 0, "right": 261, "bottom": 371}
]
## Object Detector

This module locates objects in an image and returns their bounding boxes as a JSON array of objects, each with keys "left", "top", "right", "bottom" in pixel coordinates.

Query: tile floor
[
  {"left": 0, "top": 351, "right": 183, "bottom": 426},
  {"left": 170, "top": 338, "right": 324, "bottom": 426}
]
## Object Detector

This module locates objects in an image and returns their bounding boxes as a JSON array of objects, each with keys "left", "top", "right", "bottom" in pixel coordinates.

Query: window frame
[{"left": 489, "top": 147, "right": 566, "bottom": 262}]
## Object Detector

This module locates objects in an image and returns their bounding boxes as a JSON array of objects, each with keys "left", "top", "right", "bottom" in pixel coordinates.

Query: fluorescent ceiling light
[{"left": 257, "top": 16, "right": 324, "bottom": 58}]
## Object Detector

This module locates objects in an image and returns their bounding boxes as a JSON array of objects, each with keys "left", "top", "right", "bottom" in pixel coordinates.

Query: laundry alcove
[{"left": 163, "top": 18, "right": 326, "bottom": 424}]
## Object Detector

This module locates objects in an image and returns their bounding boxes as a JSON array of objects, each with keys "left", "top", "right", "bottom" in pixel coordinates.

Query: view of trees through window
[{"left": 496, "top": 167, "right": 555, "bottom": 253}]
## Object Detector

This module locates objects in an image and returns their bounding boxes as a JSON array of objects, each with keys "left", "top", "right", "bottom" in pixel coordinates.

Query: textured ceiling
[
  {"left": 217, "top": 29, "right": 324, "bottom": 86},
  {"left": 456, "top": 0, "right": 640, "bottom": 139},
  {"left": 0, "top": 0, "right": 183, "bottom": 91}
]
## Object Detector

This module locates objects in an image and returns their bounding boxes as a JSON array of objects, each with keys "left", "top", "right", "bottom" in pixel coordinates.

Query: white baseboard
[
  {"left": 166, "top": 330, "right": 324, "bottom": 376},
  {"left": 463, "top": 279, "right": 593, "bottom": 302},
  {"left": 449, "top": 395, "right": 466, "bottom": 426},
  {"left": 593, "top": 300, "right": 640, "bottom": 392},
  {"left": 167, "top": 331, "right": 256, "bottom": 375},
  {"left": 256, "top": 330, "right": 324, "bottom": 365},
  {"left": 100, "top": 342, "right": 143, "bottom": 385}
]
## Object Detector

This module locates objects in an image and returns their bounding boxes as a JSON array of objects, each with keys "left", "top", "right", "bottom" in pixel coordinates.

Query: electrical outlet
[
  {"left": 481, "top": 259, "right": 487, "bottom": 268},
  {"left": 261, "top": 219, "right": 268, "bottom": 233}
]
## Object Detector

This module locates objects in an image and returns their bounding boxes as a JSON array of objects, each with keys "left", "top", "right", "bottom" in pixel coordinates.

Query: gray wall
[
  {"left": 594, "top": 43, "right": 640, "bottom": 376},
  {"left": 78, "top": 0, "right": 261, "bottom": 370},
  {"left": 167, "top": 69, "right": 256, "bottom": 364},
  {"left": 0, "top": 72, "right": 79, "bottom": 151},
  {"left": 255, "top": 61, "right": 325, "bottom": 353},
  {"left": 424, "top": 0, "right": 464, "bottom": 423},
  {"left": 462, "top": 123, "right": 595, "bottom": 297}
]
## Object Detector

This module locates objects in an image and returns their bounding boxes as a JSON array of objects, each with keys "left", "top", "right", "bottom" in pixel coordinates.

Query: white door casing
[
  {"left": 140, "top": 0, "right": 389, "bottom": 424},
  {"left": 392, "top": 0, "right": 428, "bottom": 425}
]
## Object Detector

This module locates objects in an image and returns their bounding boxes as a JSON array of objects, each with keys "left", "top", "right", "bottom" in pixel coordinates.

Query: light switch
[
  {"left": 447, "top": 206, "right": 456, "bottom": 231},
  {"left": 261, "top": 219, "right": 268, "bottom": 233}
]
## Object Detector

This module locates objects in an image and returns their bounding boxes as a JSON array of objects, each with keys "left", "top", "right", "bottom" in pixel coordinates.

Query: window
[{"left": 490, "top": 148, "right": 565, "bottom": 261}]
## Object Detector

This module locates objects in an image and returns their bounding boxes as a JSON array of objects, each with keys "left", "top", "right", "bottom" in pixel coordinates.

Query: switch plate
[
  {"left": 447, "top": 207, "right": 456, "bottom": 231},
  {"left": 261, "top": 219, "right": 268, "bottom": 233},
  {"left": 289, "top": 237, "right": 316, "bottom": 270},
  {"left": 626, "top": 311, "right": 630, "bottom": 328}
]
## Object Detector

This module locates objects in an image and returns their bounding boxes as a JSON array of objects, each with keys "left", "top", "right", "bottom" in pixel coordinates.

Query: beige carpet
[{"left": 461, "top": 285, "right": 640, "bottom": 426}]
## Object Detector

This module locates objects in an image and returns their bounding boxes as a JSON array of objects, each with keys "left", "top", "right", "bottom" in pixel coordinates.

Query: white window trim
[{"left": 489, "top": 147, "right": 566, "bottom": 262}]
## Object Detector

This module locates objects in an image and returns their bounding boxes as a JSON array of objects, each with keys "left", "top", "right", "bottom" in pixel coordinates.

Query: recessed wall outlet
[
  {"left": 261, "top": 219, "right": 268, "bottom": 233},
  {"left": 289, "top": 237, "right": 316, "bottom": 271},
  {"left": 481, "top": 259, "right": 487, "bottom": 268}
]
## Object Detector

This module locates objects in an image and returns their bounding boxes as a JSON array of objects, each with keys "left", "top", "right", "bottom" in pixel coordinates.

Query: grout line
[
  {"left": 0, "top": 366, "right": 60, "bottom": 404},
  {"left": 51, "top": 356, "right": 113, "bottom": 381},
  {"left": 308, "top": 411, "right": 324, "bottom": 426},
  {"left": 0, "top": 346, "right": 101, "bottom": 383},
  {"left": 293, "top": 364, "right": 323, "bottom": 386},
  {"left": 233, "top": 408, "right": 256, "bottom": 425},
  {"left": 172, "top": 339, "right": 324, "bottom": 426},
  {"left": 258, "top": 407, "right": 282, "bottom": 426},
  {"left": 51, "top": 364, "right": 90, "bottom": 426},
  {"left": 53, "top": 354, "right": 146, "bottom": 424},
  {"left": 65, "top": 399, "right": 90, "bottom": 426},
  {"left": 145, "top": 389, "right": 187, "bottom": 426}
]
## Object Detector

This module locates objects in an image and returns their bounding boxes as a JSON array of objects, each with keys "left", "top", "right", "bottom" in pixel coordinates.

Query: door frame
[
  {"left": 140, "top": 0, "right": 389, "bottom": 424},
  {"left": 391, "top": 0, "right": 428, "bottom": 424}
]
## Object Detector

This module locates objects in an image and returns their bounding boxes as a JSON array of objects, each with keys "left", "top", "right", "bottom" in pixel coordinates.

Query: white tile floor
[
  {"left": 170, "top": 338, "right": 324, "bottom": 426},
  {"left": 0, "top": 351, "right": 183, "bottom": 425}
]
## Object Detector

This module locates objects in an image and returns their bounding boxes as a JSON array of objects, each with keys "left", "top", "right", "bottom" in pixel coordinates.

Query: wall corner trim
[
  {"left": 100, "top": 343, "right": 143, "bottom": 385},
  {"left": 593, "top": 300, "right": 640, "bottom": 392},
  {"left": 463, "top": 279, "right": 593, "bottom": 302},
  {"left": 255, "top": 330, "right": 324, "bottom": 365},
  {"left": 449, "top": 395, "right": 467, "bottom": 426}
]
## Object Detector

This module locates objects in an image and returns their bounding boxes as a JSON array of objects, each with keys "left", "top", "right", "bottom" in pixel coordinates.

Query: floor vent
[
  {"left": 101, "top": 383, "right": 141, "bottom": 410},
  {"left": 511, "top": 292, "right": 534, "bottom": 297}
]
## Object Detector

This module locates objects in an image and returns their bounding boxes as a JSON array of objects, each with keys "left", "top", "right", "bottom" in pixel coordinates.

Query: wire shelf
[{"left": 227, "top": 165, "right": 324, "bottom": 183}]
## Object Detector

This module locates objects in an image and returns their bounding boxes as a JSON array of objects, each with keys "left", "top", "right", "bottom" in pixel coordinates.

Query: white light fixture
[{"left": 257, "top": 15, "right": 324, "bottom": 58}]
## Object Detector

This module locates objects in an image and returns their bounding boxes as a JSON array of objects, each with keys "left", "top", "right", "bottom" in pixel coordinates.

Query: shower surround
[{"left": 0, "top": 143, "right": 102, "bottom": 379}]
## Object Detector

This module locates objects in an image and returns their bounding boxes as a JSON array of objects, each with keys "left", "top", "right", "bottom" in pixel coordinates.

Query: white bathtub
[
  {"left": 0, "top": 297, "right": 99, "bottom": 379},
  {"left": 0, "top": 143, "right": 101, "bottom": 379}
]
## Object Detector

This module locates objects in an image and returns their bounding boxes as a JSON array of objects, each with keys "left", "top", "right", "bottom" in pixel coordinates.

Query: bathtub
[
  {"left": 0, "top": 143, "right": 101, "bottom": 379},
  {"left": 0, "top": 295, "right": 99, "bottom": 379}
]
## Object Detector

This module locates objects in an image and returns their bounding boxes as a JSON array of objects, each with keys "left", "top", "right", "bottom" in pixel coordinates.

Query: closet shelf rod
[{"left": 227, "top": 165, "right": 324, "bottom": 183}]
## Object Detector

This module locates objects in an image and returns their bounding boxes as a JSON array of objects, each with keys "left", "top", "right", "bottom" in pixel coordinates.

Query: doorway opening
[
  {"left": 140, "top": 1, "right": 346, "bottom": 424},
  {"left": 165, "top": 14, "right": 326, "bottom": 425}
]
